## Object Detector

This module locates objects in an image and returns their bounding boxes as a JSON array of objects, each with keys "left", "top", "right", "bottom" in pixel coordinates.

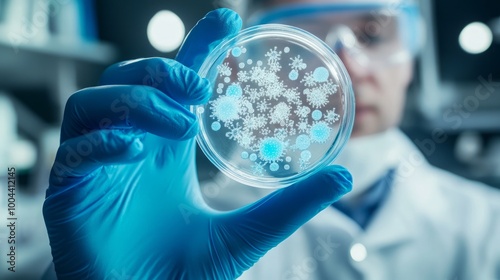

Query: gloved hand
[{"left": 43, "top": 8, "right": 352, "bottom": 279}]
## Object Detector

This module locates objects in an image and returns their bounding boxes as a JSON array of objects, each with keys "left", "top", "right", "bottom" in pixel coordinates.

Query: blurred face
[
  {"left": 340, "top": 41, "right": 413, "bottom": 137},
  {"left": 262, "top": 0, "right": 415, "bottom": 137}
]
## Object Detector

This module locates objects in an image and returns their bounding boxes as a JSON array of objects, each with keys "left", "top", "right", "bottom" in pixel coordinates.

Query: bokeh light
[
  {"left": 147, "top": 10, "right": 185, "bottom": 53},
  {"left": 459, "top": 22, "right": 493, "bottom": 54}
]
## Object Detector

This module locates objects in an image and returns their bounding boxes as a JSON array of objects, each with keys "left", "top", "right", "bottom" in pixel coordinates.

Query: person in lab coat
[
  {"left": 200, "top": 0, "right": 500, "bottom": 279},
  {"left": 42, "top": 8, "right": 354, "bottom": 279}
]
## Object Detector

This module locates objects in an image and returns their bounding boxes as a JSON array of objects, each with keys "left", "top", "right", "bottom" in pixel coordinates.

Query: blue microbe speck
[
  {"left": 250, "top": 153, "right": 258, "bottom": 161},
  {"left": 310, "top": 122, "right": 331, "bottom": 143},
  {"left": 226, "top": 84, "right": 242, "bottom": 97},
  {"left": 295, "top": 134, "right": 311, "bottom": 150},
  {"left": 270, "top": 162, "right": 279, "bottom": 172},
  {"left": 312, "top": 110, "right": 322, "bottom": 120},
  {"left": 211, "top": 121, "right": 221, "bottom": 131},
  {"left": 301, "top": 150, "right": 312, "bottom": 161},
  {"left": 232, "top": 47, "right": 242, "bottom": 57},
  {"left": 313, "top": 67, "right": 329, "bottom": 82},
  {"left": 259, "top": 137, "right": 285, "bottom": 162}
]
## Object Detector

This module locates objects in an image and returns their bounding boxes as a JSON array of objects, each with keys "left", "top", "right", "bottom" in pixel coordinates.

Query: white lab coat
[{"left": 202, "top": 129, "right": 500, "bottom": 280}]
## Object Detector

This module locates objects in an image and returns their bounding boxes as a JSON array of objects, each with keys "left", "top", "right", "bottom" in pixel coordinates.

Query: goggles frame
[{"left": 248, "top": 2, "right": 422, "bottom": 69}]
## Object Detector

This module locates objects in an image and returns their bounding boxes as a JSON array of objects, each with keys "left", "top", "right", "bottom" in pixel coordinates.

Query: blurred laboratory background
[{"left": 0, "top": 0, "right": 499, "bottom": 278}]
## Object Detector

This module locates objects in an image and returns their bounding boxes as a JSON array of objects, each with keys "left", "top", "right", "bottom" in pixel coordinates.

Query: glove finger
[
  {"left": 61, "top": 85, "right": 197, "bottom": 142},
  {"left": 217, "top": 165, "right": 352, "bottom": 262},
  {"left": 100, "top": 58, "right": 212, "bottom": 105},
  {"left": 49, "top": 129, "right": 144, "bottom": 186},
  {"left": 176, "top": 8, "right": 242, "bottom": 72}
]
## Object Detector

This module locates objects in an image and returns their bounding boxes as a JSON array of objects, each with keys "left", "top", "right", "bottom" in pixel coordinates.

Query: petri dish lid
[{"left": 193, "top": 24, "right": 354, "bottom": 188}]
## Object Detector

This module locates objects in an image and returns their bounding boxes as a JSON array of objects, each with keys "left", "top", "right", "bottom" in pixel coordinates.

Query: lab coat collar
[{"left": 354, "top": 129, "right": 447, "bottom": 248}]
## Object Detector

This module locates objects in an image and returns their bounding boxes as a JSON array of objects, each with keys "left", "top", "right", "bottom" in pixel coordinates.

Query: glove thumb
[
  {"left": 176, "top": 8, "right": 242, "bottom": 72},
  {"left": 213, "top": 165, "right": 352, "bottom": 272}
]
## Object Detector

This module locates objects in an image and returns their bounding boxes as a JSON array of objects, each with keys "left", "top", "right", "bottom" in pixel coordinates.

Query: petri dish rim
[{"left": 194, "top": 23, "right": 355, "bottom": 188}]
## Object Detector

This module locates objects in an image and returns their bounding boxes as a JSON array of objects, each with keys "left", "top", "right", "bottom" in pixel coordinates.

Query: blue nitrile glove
[{"left": 43, "top": 8, "right": 352, "bottom": 279}]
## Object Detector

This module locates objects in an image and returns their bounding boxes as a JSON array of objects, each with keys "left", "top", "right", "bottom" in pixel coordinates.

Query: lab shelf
[
  {"left": 0, "top": 33, "right": 116, "bottom": 89},
  {"left": 0, "top": 33, "right": 115, "bottom": 62},
  {"left": 425, "top": 110, "right": 500, "bottom": 132},
  {"left": 0, "top": 33, "right": 117, "bottom": 123},
  {"left": 0, "top": 32, "right": 118, "bottom": 194},
  {"left": 418, "top": 81, "right": 500, "bottom": 133}
]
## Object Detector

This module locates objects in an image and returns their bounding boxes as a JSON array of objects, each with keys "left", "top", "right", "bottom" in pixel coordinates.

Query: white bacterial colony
[{"left": 207, "top": 46, "right": 341, "bottom": 176}]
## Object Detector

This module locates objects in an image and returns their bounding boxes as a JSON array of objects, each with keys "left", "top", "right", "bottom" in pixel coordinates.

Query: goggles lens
[{"left": 249, "top": 4, "right": 420, "bottom": 69}]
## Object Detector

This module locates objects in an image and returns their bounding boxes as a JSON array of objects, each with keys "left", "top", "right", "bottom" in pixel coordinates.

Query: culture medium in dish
[{"left": 193, "top": 24, "right": 355, "bottom": 188}]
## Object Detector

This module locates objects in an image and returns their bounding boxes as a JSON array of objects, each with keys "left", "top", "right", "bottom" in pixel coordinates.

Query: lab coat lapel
[
  {"left": 360, "top": 175, "right": 419, "bottom": 248},
  {"left": 359, "top": 130, "right": 445, "bottom": 249}
]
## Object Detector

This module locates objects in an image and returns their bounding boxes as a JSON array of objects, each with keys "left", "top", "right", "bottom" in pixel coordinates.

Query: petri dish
[{"left": 192, "top": 24, "right": 354, "bottom": 188}]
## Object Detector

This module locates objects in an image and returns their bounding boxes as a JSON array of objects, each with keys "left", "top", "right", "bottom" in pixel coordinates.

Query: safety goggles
[{"left": 248, "top": 2, "right": 423, "bottom": 70}]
